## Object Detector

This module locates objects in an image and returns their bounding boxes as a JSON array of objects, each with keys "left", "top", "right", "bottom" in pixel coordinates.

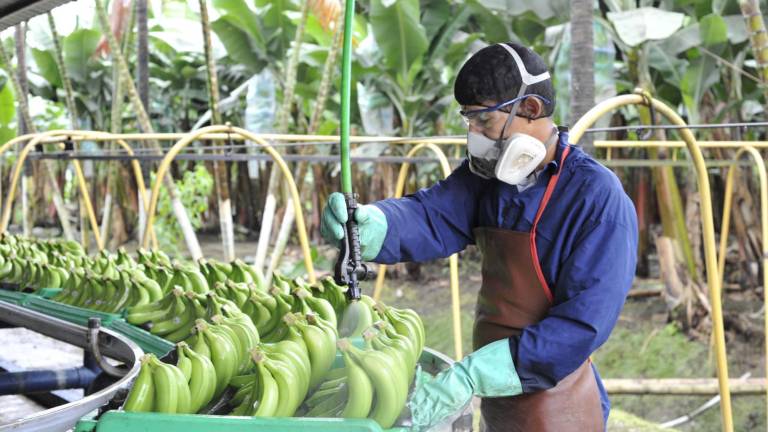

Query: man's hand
[
  {"left": 408, "top": 339, "right": 523, "bottom": 431},
  {"left": 320, "top": 192, "right": 388, "bottom": 261}
]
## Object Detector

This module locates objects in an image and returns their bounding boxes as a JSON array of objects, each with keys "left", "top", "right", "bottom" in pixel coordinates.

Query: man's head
[{"left": 454, "top": 43, "right": 555, "bottom": 141}]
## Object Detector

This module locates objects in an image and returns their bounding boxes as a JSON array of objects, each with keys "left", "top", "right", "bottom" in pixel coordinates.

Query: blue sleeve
[
  {"left": 509, "top": 216, "right": 638, "bottom": 393},
  {"left": 371, "top": 160, "right": 488, "bottom": 264}
]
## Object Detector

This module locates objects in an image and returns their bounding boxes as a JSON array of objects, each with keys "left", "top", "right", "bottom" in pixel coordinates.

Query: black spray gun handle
[{"left": 333, "top": 193, "right": 376, "bottom": 301}]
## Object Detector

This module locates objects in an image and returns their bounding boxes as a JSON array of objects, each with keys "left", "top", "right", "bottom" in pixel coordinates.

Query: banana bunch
[
  {"left": 230, "top": 347, "right": 307, "bottom": 417},
  {"left": 190, "top": 319, "right": 241, "bottom": 397},
  {"left": 198, "top": 258, "right": 266, "bottom": 290},
  {"left": 175, "top": 342, "right": 217, "bottom": 412},
  {"left": 136, "top": 248, "right": 173, "bottom": 269},
  {"left": 52, "top": 267, "right": 163, "bottom": 313},
  {"left": 0, "top": 252, "right": 25, "bottom": 284},
  {"left": 212, "top": 281, "right": 259, "bottom": 310},
  {"left": 126, "top": 288, "right": 205, "bottom": 342},
  {"left": 291, "top": 284, "right": 337, "bottom": 329},
  {"left": 122, "top": 353, "right": 195, "bottom": 414},
  {"left": 308, "top": 276, "right": 349, "bottom": 321},
  {"left": 338, "top": 338, "right": 410, "bottom": 428},
  {"left": 165, "top": 262, "right": 209, "bottom": 294},
  {"left": 375, "top": 304, "right": 425, "bottom": 356},
  {"left": 15, "top": 261, "right": 69, "bottom": 290},
  {"left": 0, "top": 236, "right": 80, "bottom": 290},
  {"left": 296, "top": 305, "right": 424, "bottom": 426},
  {"left": 288, "top": 313, "right": 337, "bottom": 389}
]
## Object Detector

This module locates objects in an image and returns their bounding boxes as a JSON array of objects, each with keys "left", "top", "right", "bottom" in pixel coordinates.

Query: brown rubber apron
[{"left": 472, "top": 146, "right": 604, "bottom": 432}]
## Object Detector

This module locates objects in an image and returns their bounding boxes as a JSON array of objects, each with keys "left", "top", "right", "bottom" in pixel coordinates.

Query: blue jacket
[{"left": 372, "top": 132, "right": 638, "bottom": 423}]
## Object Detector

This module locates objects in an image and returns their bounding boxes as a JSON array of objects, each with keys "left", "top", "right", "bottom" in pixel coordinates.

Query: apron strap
[{"left": 529, "top": 145, "right": 571, "bottom": 304}]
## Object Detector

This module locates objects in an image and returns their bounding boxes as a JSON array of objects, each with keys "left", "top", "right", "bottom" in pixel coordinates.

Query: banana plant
[{"left": 0, "top": 71, "right": 15, "bottom": 146}]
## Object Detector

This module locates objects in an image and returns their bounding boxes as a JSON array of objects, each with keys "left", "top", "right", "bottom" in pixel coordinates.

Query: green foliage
[
  {"left": 370, "top": 0, "right": 428, "bottom": 84},
  {"left": 152, "top": 164, "right": 214, "bottom": 254},
  {"left": 0, "top": 70, "right": 15, "bottom": 145}
]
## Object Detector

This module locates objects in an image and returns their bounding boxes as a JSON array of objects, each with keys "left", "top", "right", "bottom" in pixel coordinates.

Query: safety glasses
[{"left": 459, "top": 94, "right": 551, "bottom": 128}]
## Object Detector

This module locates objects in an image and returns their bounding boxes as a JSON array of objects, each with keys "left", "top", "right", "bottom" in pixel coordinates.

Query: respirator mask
[{"left": 463, "top": 44, "right": 556, "bottom": 186}]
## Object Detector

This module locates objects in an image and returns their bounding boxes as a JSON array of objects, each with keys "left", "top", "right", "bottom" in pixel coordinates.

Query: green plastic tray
[
  {"left": 0, "top": 289, "right": 32, "bottom": 305},
  {"left": 37, "top": 287, "right": 63, "bottom": 299},
  {"left": 107, "top": 319, "right": 175, "bottom": 357},
  {"left": 23, "top": 296, "right": 122, "bottom": 327},
  {"left": 75, "top": 411, "right": 407, "bottom": 432}
]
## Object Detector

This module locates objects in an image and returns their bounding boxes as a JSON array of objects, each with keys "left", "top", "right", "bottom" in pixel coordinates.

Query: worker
[{"left": 321, "top": 42, "right": 638, "bottom": 431}]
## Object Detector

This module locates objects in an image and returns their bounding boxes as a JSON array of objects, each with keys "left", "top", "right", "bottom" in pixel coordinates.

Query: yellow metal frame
[
  {"left": 717, "top": 146, "right": 768, "bottom": 425},
  {"left": 141, "top": 125, "right": 316, "bottom": 283},
  {"left": 0, "top": 131, "right": 158, "bottom": 250},
  {"left": 569, "top": 92, "right": 733, "bottom": 432},
  {"left": 596, "top": 140, "right": 768, "bottom": 149},
  {"left": 370, "top": 143, "right": 463, "bottom": 360},
  {"left": 0, "top": 130, "right": 103, "bottom": 250}
]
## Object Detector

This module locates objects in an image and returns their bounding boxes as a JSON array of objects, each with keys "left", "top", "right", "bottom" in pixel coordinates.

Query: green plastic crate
[
  {"left": 107, "top": 319, "right": 175, "bottom": 357},
  {"left": 75, "top": 411, "right": 408, "bottom": 432},
  {"left": 23, "top": 296, "right": 122, "bottom": 327}
]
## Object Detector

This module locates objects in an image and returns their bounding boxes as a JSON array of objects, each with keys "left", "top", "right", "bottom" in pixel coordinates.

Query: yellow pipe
[
  {"left": 569, "top": 93, "right": 733, "bottom": 432},
  {"left": 595, "top": 140, "right": 768, "bottom": 149},
  {"left": 0, "top": 133, "right": 41, "bottom": 156},
  {"left": 70, "top": 158, "right": 103, "bottom": 251},
  {"left": 371, "top": 143, "right": 463, "bottom": 359},
  {"left": 142, "top": 125, "right": 316, "bottom": 283},
  {"left": 0, "top": 130, "right": 104, "bottom": 251},
  {"left": 716, "top": 146, "right": 768, "bottom": 425}
]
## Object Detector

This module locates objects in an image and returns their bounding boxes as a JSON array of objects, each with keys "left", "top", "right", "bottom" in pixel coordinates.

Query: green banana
[
  {"left": 295, "top": 318, "right": 336, "bottom": 389},
  {"left": 251, "top": 351, "right": 279, "bottom": 417},
  {"left": 123, "top": 355, "right": 155, "bottom": 412},
  {"left": 340, "top": 300, "right": 373, "bottom": 338},
  {"left": 190, "top": 334, "right": 210, "bottom": 360},
  {"left": 168, "top": 361, "right": 193, "bottom": 414},
  {"left": 341, "top": 352, "right": 373, "bottom": 418},
  {"left": 149, "top": 356, "right": 179, "bottom": 414},
  {"left": 176, "top": 344, "right": 192, "bottom": 381},
  {"left": 198, "top": 320, "right": 237, "bottom": 397}
]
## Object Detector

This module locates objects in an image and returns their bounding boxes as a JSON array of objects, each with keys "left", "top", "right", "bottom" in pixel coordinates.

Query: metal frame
[
  {"left": 569, "top": 91, "right": 733, "bottom": 432},
  {"left": 716, "top": 146, "right": 768, "bottom": 426}
]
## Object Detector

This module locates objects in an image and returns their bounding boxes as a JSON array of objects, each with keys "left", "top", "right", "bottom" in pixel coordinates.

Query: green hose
[{"left": 340, "top": 0, "right": 355, "bottom": 194}]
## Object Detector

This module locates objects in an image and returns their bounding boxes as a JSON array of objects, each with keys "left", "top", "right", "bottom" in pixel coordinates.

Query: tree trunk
[
  {"left": 199, "top": 0, "right": 235, "bottom": 261},
  {"left": 569, "top": 0, "right": 595, "bottom": 151},
  {"left": 14, "top": 24, "right": 32, "bottom": 237},
  {"left": 739, "top": 0, "right": 768, "bottom": 109},
  {"left": 136, "top": 0, "right": 149, "bottom": 114}
]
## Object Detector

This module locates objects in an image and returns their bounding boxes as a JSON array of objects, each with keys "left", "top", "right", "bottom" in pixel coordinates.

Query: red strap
[{"left": 530, "top": 145, "right": 571, "bottom": 304}]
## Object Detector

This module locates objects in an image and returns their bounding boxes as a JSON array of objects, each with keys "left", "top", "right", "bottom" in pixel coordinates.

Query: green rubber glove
[
  {"left": 320, "top": 192, "right": 387, "bottom": 261},
  {"left": 407, "top": 339, "right": 523, "bottom": 431}
]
